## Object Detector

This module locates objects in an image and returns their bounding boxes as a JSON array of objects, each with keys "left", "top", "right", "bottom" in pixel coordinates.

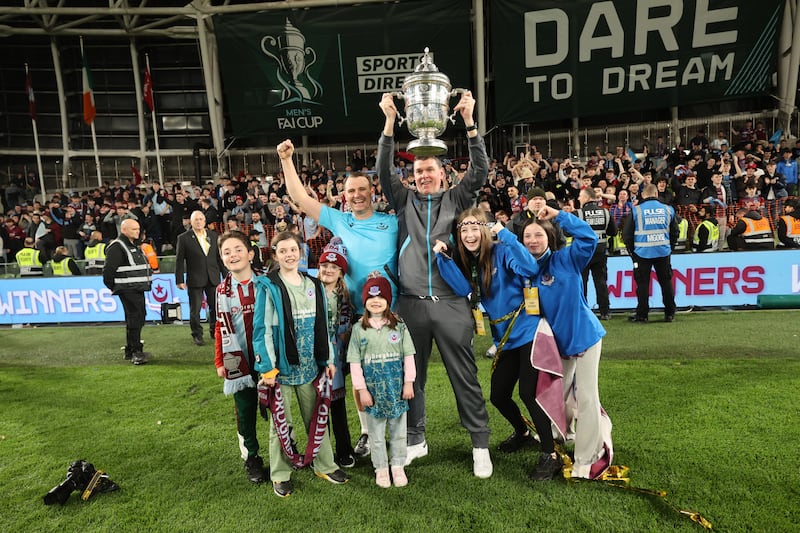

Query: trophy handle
[
  {"left": 390, "top": 91, "right": 407, "bottom": 127},
  {"left": 448, "top": 88, "right": 468, "bottom": 124}
]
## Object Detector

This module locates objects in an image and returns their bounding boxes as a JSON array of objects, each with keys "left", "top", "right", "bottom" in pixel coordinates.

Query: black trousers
[
  {"left": 188, "top": 284, "right": 217, "bottom": 338},
  {"left": 490, "top": 341, "right": 554, "bottom": 454},
  {"left": 119, "top": 291, "right": 145, "bottom": 352},
  {"left": 631, "top": 253, "right": 676, "bottom": 318},
  {"left": 582, "top": 252, "right": 609, "bottom": 314}
]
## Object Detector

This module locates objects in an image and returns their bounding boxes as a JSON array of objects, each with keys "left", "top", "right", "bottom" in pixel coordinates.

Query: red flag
[
  {"left": 82, "top": 50, "right": 96, "bottom": 125},
  {"left": 143, "top": 66, "right": 154, "bottom": 113},
  {"left": 131, "top": 165, "right": 142, "bottom": 185},
  {"left": 25, "top": 70, "right": 36, "bottom": 120}
]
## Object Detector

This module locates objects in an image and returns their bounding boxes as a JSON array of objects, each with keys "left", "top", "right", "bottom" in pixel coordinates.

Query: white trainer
[
  {"left": 404, "top": 440, "right": 428, "bottom": 466},
  {"left": 472, "top": 447, "right": 493, "bottom": 478}
]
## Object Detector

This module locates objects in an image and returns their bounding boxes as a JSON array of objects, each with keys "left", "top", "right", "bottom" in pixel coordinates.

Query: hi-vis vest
[
  {"left": 51, "top": 258, "right": 73, "bottom": 276},
  {"left": 611, "top": 232, "right": 628, "bottom": 255},
  {"left": 108, "top": 238, "right": 152, "bottom": 292},
  {"left": 577, "top": 203, "right": 611, "bottom": 253},
  {"left": 16, "top": 248, "right": 43, "bottom": 276},
  {"left": 741, "top": 216, "right": 774, "bottom": 249},
  {"left": 674, "top": 218, "right": 689, "bottom": 252},
  {"left": 632, "top": 202, "right": 674, "bottom": 258},
  {"left": 692, "top": 219, "right": 719, "bottom": 252},
  {"left": 84, "top": 242, "right": 106, "bottom": 273},
  {"left": 781, "top": 215, "right": 800, "bottom": 245}
]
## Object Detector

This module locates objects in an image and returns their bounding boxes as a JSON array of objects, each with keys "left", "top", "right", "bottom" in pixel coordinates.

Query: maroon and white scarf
[
  {"left": 258, "top": 372, "right": 331, "bottom": 468},
  {"left": 217, "top": 273, "right": 257, "bottom": 396}
]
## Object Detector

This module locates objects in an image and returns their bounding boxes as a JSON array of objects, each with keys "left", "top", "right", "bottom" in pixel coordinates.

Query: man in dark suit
[{"left": 175, "top": 211, "right": 225, "bottom": 346}]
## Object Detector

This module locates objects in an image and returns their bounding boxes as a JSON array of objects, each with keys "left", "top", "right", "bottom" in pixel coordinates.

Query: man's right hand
[
  {"left": 379, "top": 93, "right": 398, "bottom": 121},
  {"left": 277, "top": 139, "right": 294, "bottom": 161}
]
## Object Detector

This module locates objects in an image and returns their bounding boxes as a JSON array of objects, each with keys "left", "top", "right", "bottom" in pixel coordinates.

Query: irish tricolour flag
[{"left": 82, "top": 50, "right": 96, "bottom": 125}]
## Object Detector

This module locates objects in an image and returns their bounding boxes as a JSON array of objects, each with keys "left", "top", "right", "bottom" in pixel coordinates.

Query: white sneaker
[
  {"left": 404, "top": 440, "right": 428, "bottom": 466},
  {"left": 571, "top": 463, "right": 591, "bottom": 479},
  {"left": 472, "top": 447, "right": 493, "bottom": 478},
  {"left": 485, "top": 344, "right": 497, "bottom": 359}
]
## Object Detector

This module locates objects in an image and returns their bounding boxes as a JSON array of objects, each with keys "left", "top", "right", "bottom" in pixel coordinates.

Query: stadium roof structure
[{"left": 0, "top": 0, "right": 381, "bottom": 38}]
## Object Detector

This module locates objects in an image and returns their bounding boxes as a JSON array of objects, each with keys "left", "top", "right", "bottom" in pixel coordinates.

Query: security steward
[
  {"left": 16, "top": 237, "right": 44, "bottom": 276},
  {"left": 728, "top": 207, "right": 774, "bottom": 250},
  {"left": 576, "top": 187, "right": 617, "bottom": 320},
  {"left": 103, "top": 218, "right": 152, "bottom": 365},
  {"left": 691, "top": 205, "right": 720, "bottom": 253},
  {"left": 777, "top": 199, "right": 800, "bottom": 248},
  {"left": 50, "top": 245, "right": 82, "bottom": 275},
  {"left": 623, "top": 184, "right": 679, "bottom": 323},
  {"left": 84, "top": 230, "right": 106, "bottom": 275}
]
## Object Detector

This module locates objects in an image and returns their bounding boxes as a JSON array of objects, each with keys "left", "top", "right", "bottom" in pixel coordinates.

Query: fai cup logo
[{"left": 261, "top": 19, "right": 323, "bottom": 105}]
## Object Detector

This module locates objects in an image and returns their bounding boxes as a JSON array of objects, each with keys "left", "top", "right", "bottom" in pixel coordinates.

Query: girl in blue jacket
[
  {"left": 521, "top": 205, "right": 613, "bottom": 480},
  {"left": 433, "top": 207, "right": 564, "bottom": 481}
]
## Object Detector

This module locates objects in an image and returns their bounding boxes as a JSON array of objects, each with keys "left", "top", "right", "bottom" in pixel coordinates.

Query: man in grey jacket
[{"left": 377, "top": 91, "right": 492, "bottom": 478}]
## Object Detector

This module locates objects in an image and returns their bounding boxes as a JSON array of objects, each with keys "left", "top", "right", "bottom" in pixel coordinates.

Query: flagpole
[
  {"left": 80, "top": 37, "right": 102, "bottom": 187},
  {"left": 25, "top": 63, "right": 47, "bottom": 202},
  {"left": 145, "top": 54, "right": 164, "bottom": 186}
]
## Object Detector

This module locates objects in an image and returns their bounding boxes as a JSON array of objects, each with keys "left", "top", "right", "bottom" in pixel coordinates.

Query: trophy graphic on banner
[
  {"left": 390, "top": 48, "right": 468, "bottom": 156},
  {"left": 261, "top": 19, "right": 323, "bottom": 104}
]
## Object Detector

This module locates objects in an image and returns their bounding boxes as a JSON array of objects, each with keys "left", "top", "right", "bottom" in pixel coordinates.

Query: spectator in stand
[
  {"left": 728, "top": 207, "right": 774, "bottom": 250},
  {"left": 778, "top": 199, "right": 800, "bottom": 248},
  {"left": 701, "top": 171, "right": 732, "bottom": 250},
  {"left": 738, "top": 184, "right": 764, "bottom": 212},
  {"left": 610, "top": 189, "right": 633, "bottom": 227},
  {"left": 506, "top": 186, "right": 526, "bottom": 215},
  {"left": 689, "top": 129, "right": 709, "bottom": 153},
  {"left": 710, "top": 130, "right": 729, "bottom": 154},
  {"left": 776, "top": 148, "right": 798, "bottom": 197},
  {"left": 753, "top": 121, "right": 768, "bottom": 144},
  {"left": 675, "top": 173, "right": 702, "bottom": 207},
  {"left": 760, "top": 160, "right": 788, "bottom": 232},
  {"left": 656, "top": 178, "right": 674, "bottom": 205},
  {"left": 509, "top": 187, "right": 547, "bottom": 238},
  {"left": 732, "top": 120, "right": 755, "bottom": 144},
  {"left": 3, "top": 217, "right": 25, "bottom": 258},
  {"left": 696, "top": 157, "right": 717, "bottom": 189}
]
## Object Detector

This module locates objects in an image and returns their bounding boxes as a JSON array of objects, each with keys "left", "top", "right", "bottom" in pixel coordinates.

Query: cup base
[{"left": 407, "top": 138, "right": 448, "bottom": 156}]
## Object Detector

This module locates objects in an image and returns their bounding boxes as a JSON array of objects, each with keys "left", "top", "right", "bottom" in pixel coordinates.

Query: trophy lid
[{"left": 415, "top": 47, "right": 439, "bottom": 73}]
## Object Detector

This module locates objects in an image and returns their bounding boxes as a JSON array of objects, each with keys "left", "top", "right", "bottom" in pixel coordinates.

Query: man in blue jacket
[{"left": 622, "top": 184, "right": 679, "bottom": 323}]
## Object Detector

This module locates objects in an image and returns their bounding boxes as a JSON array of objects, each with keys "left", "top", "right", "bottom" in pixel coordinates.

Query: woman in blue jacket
[
  {"left": 521, "top": 205, "right": 613, "bottom": 479},
  {"left": 433, "top": 207, "right": 565, "bottom": 481}
]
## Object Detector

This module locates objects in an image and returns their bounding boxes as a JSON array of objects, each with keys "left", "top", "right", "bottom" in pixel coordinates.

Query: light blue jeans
[{"left": 366, "top": 412, "right": 407, "bottom": 470}]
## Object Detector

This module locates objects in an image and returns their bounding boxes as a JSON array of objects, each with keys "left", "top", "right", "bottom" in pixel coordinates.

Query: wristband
[{"left": 465, "top": 124, "right": 478, "bottom": 132}]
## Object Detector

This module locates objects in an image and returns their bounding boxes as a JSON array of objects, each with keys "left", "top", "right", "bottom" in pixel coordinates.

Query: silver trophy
[{"left": 391, "top": 48, "right": 467, "bottom": 156}]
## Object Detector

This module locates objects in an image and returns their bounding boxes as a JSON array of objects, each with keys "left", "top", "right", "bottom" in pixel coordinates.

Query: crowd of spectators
[{"left": 2, "top": 121, "right": 799, "bottom": 272}]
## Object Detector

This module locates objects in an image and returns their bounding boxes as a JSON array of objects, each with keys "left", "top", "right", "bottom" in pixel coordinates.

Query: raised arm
[
  {"left": 278, "top": 139, "right": 322, "bottom": 221},
  {"left": 377, "top": 93, "right": 407, "bottom": 209}
]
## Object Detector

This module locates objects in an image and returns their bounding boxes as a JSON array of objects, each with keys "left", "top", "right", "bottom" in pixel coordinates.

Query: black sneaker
[
  {"left": 529, "top": 452, "right": 563, "bottom": 481},
  {"left": 316, "top": 469, "right": 350, "bottom": 484},
  {"left": 599, "top": 313, "right": 611, "bottom": 321},
  {"left": 273, "top": 480, "right": 294, "bottom": 497},
  {"left": 664, "top": 314, "right": 675, "bottom": 322},
  {"left": 244, "top": 455, "right": 267, "bottom": 484},
  {"left": 627, "top": 315, "right": 648, "bottom": 323},
  {"left": 497, "top": 431, "right": 537, "bottom": 453},
  {"left": 131, "top": 351, "right": 151, "bottom": 365},
  {"left": 192, "top": 335, "right": 205, "bottom": 346},
  {"left": 353, "top": 434, "right": 370, "bottom": 457},
  {"left": 337, "top": 453, "right": 356, "bottom": 468}
]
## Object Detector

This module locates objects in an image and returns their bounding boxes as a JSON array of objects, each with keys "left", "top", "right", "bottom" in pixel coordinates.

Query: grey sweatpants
[{"left": 399, "top": 295, "right": 490, "bottom": 448}]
